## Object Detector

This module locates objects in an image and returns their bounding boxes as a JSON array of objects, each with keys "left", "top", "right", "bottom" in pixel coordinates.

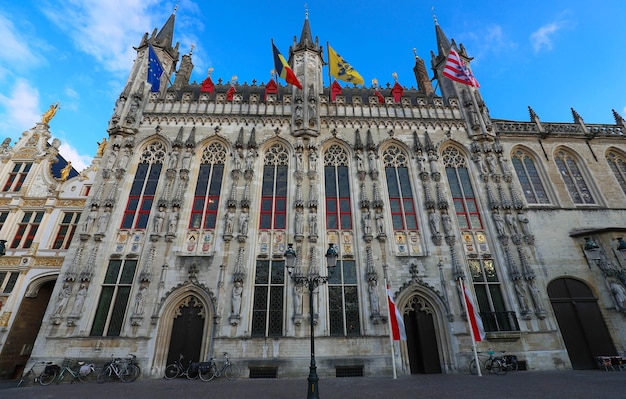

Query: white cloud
[
  {"left": 0, "top": 13, "right": 42, "bottom": 71},
  {"left": 530, "top": 14, "right": 571, "bottom": 53},
  {"left": 0, "top": 79, "right": 41, "bottom": 134},
  {"left": 57, "top": 141, "right": 92, "bottom": 172},
  {"left": 40, "top": 0, "right": 165, "bottom": 74}
]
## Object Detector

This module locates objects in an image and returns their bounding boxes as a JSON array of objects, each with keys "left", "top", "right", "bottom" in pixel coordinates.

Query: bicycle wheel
[
  {"left": 492, "top": 359, "right": 506, "bottom": 375},
  {"left": 164, "top": 364, "right": 180, "bottom": 379},
  {"left": 469, "top": 359, "right": 478, "bottom": 375},
  {"left": 120, "top": 363, "right": 140, "bottom": 382},
  {"left": 39, "top": 370, "right": 57, "bottom": 386},
  {"left": 96, "top": 365, "right": 112, "bottom": 384},
  {"left": 198, "top": 364, "right": 216, "bottom": 382},
  {"left": 224, "top": 363, "right": 240, "bottom": 380},
  {"left": 186, "top": 367, "right": 199, "bottom": 380}
]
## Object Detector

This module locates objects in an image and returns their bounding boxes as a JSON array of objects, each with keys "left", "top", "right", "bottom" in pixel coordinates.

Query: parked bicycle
[
  {"left": 199, "top": 352, "right": 240, "bottom": 382},
  {"left": 39, "top": 358, "right": 96, "bottom": 384},
  {"left": 97, "top": 354, "right": 140, "bottom": 383},
  {"left": 16, "top": 361, "right": 54, "bottom": 387},
  {"left": 164, "top": 354, "right": 206, "bottom": 380},
  {"left": 469, "top": 349, "right": 518, "bottom": 375}
]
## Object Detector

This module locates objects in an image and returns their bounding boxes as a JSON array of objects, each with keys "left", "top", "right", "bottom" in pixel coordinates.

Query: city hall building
[{"left": 5, "top": 11, "right": 625, "bottom": 378}]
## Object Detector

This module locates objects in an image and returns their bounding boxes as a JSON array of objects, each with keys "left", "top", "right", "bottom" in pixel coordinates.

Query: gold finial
[
  {"left": 372, "top": 78, "right": 378, "bottom": 88},
  {"left": 231, "top": 75, "right": 238, "bottom": 84},
  {"left": 432, "top": 6, "right": 438, "bottom": 24},
  {"left": 41, "top": 102, "right": 60, "bottom": 125},
  {"left": 208, "top": 67, "right": 214, "bottom": 76},
  {"left": 392, "top": 72, "right": 398, "bottom": 82},
  {"left": 413, "top": 48, "right": 419, "bottom": 59},
  {"left": 271, "top": 69, "right": 275, "bottom": 78}
]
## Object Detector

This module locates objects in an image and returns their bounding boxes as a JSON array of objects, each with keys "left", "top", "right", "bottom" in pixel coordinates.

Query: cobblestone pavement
[{"left": 2, "top": 370, "right": 625, "bottom": 399}]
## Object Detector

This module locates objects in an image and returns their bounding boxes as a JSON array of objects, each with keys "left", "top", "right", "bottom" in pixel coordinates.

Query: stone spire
[
  {"left": 413, "top": 49, "right": 434, "bottom": 96},
  {"left": 294, "top": 9, "right": 318, "bottom": 52}
]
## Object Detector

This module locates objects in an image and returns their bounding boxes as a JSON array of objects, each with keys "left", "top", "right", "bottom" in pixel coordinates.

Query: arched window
[
  {"left": 121, "top": 141, "right": 165, "bottom": 229},
  {"left": 252, "top": 143, "right": 289, "bottom": 337},
  {"left": 189, "top": 142, "right": 226, "bottom": 229},
  {"left": 324, "top": 144, "right": 352, "bottom": 230},
  {"left": 259, "top": 144, "right": 289, "bottom": 229},
  {"left": 554, "top": 149, "right": 594, "bottom": 204},
  {"left": 511, "top": 148, "right": 549, "bottom": 204},
  {"left": 383, "top": 145, "right": 418, "bottom": 230},
  {"left": 443, "top": 146, "right": 512, "bottom": 332},
  {"left": 607, "top": 150, "right": 626, "bottom": 196},
  {"left": 442, "top": 147, "right": 482, "bottom": 230}
]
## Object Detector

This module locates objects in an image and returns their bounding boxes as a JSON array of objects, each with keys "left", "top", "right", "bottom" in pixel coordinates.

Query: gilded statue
[
  {"left": 41, "top": 103, "right": 60, "bottom": 124},
  {"left": 60, "top": 162, "right": 72, "bottom": 181},
  {"left": 96, "top": 137, "right": 108, "bottom": 157}
]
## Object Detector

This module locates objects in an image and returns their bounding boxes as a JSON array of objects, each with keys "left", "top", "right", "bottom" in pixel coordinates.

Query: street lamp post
[{"left": 284, "top": 242, "right": 338, "bottom": 399}]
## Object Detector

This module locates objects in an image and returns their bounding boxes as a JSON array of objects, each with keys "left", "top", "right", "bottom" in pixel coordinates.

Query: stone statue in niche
[
  {"left": 69, "top": 284, "right": 87, "bottom": 316},
  {"left": 134, "top": 284, "right": 148, "bottom": 315},
  {"left": 53, "top": 284, "right": 72, "bottom": 316},
  {"left": 231, "top": 281, "right": 243, "bottom": 316}
]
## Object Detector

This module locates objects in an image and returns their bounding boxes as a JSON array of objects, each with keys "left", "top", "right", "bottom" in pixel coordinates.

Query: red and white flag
[
  {"left": 442, "top": 48, "right": 480, "bottom": 88},
  {"left": 387, "top": 285, "right": 406, "bottom": 341},
  {"left": 462, "top": 280, "right": 486, "bottom": 341}
]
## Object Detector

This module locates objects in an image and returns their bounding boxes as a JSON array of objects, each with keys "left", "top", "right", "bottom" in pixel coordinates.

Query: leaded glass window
[
  {"left": 511, "top": 149, "right": 550, "bottom": 204},
  {"left": 90, "top": 259, "right": 138, "bottom": 336},
  {"left": 259, "top": 144, "right": 289, "bottom": 229},
  {"left": 324, "top": 145, "right": 352, "bottom": 230},
  {"left": 190, "top": 142, "right": 226, "bottom": 229},
  {"left": 121, "top": 141, "right": 166, "bottom": 229},
  {"left": 442, "top": 147, "right": 482, "bottom": 230},
  {"left": 554, "top": 149, "right": 594, "bottom": 204},
  {"left": 468, "top": 259, "right": 512, "bottom": 332},
  {"left": 383, "top": 145, "right": 418, "bottom": 230},
  {"left": 2, "top": 162, "right": 32, "bottom": 192},
  {"left": 52, "top": 211, "right": 81, "bottom": 249},
  {"left": 251, "top": 259, "right": 285, "bottom": 337},
  {"left": 10, "top": 210, "right": 44, "bottom": 249},
  {"left": 607, "top": 150, "right": 626, "bottom": 196},
  {"left": 328, "top": 260, "right": 360, "bottom": 336}
]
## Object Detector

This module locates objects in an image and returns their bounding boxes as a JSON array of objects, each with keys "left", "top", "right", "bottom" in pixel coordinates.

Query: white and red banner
[
  {"left": 462, "top": 280, "right": 486, "bottom": 341},
  {"left": 443, "top": 48, "right": 480, "bottom": 88},
  {"left": 387, "top": 285, "right": 407, "bottom": 341}
]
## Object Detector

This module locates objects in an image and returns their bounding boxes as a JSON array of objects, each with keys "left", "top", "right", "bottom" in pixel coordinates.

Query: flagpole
[
  {"left": 384, "top": 275, "right": 398, "bottom": 379},
  {"left": 459, "top": 278, "right": 482, "bottom": 377},
  {"left": 326, "top": 42, "right": 332, "bottom": 92}
]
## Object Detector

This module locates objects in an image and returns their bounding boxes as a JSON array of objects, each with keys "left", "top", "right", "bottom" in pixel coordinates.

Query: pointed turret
[
  {"left": 155, "top": 9, "right": 176, "bottom": 50},
  {"left": 434, "top": 16, "right": 451, "bottom": 58},
  {"left": 413, "top": 49, "right": 434, "bottom": 96},
  {"left": 294, "top": 10, "right": 318, "bottom": 52},
  {"left": 173, "top": 48, "right": 194, "bottom": 90},
  {"left": 612, "top": 109, "right": 626, "bottom": 129}
]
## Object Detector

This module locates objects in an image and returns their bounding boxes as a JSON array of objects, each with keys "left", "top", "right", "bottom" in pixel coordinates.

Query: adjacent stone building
[
  {"left": 0, "top": 110, "right": 97, "bottom": 378},
  {"left": 24, "top": 11, "right": 626, "bottom": 378}
]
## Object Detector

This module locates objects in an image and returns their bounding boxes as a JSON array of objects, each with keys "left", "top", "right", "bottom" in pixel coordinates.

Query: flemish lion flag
[
  {"left": 328, "top": 44, "right": 364, "bottom": 86},
  {"left": 272, "top": 41, "right": 302, "bottom": 89}
]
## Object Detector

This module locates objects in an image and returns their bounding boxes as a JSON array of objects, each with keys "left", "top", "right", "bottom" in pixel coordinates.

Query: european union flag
[{"left": 147, "top": 44, "right": 164, "bottom": 92}]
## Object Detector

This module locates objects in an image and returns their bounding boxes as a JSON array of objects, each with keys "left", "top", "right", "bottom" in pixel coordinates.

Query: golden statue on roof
[{"left": 41, "top": 102, "right": 60, "bottom": 125}]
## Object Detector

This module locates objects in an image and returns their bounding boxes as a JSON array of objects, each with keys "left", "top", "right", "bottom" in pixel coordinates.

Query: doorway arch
[
  {"left": 396, "top": 283, "right": 453, "bottom": 374},
  {"left": 0, "top": 278, "right": 55, "bottom": 378},
  {"left": 152, "top": 282, "right": 216, "bottom": 374},
  {"left": 548, "top": 277, "right": 617, "bottom": 369}
]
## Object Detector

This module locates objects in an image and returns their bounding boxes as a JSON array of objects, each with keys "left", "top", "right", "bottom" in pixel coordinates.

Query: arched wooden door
[
  {"left": 404, "top": 296, "right": 442, "bottom": 374},
  {"left": 166, "top": 296, "right": 205, "bottom": 365},
  {"left": 548, "top": 278, "right": 617, "bottom": 369}
]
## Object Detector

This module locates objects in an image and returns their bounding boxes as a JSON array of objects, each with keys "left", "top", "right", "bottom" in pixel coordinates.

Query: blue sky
[{"left": 1, "top": 1, "right": 625, "bottom": 171}]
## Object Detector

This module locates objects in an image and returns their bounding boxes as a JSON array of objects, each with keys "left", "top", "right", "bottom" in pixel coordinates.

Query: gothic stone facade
[{"left": 28, "top": 14, "right": 626, "bottom": 378}]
